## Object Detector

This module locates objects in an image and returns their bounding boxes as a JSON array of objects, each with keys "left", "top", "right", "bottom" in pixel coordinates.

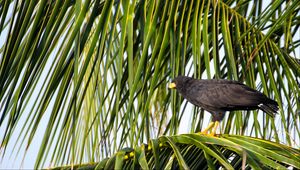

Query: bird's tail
[{"left": 259, "top": 99, "right": 279, "bottom": 117}]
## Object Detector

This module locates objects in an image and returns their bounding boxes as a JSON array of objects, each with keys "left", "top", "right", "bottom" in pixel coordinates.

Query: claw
[
  {"left": 198, "top": 121, "right": 220, "bottom": 136},
  {"left": 198, "top": 122, "right": 214, "bottom": 135},
  {"left": 211, "top": 121, "right": 219, "bottom": 135},
  {"left": 207, "top": 133, "right": 216, "bottom": 137}
]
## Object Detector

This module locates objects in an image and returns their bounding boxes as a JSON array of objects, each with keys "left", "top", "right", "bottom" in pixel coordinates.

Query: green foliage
[
  {"left": 51, "top": 135, "right": 300, "bottom": 169},
  {"left": 0, "top": 0, "right": 299, "bottom": 168}
]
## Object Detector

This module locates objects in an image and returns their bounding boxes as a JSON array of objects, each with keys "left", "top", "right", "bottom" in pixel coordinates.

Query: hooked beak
[{"left": 168, "top": 82, "right": 176, "bottom": 89}]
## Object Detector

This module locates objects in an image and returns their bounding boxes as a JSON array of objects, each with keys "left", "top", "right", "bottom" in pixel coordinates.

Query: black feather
[{"left": 171, "top": 76, "right": 279, "bottom": 121}]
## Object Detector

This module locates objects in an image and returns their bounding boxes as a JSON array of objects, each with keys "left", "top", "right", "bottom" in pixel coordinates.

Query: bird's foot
[
  {"left": 207, "top": 132, "right": 216, "bottom": 136},
  {"left": 198, "top": 131, "right": 216, "bottom": 136},
  {"left": 198, "top": 130, "right": 216, "bottom": 136},
  {"left": 197, "top": 121, "right": 220, "bottom": 137},
  {"left": 198, "top": 122, "right": 215, "bottom": 135}
]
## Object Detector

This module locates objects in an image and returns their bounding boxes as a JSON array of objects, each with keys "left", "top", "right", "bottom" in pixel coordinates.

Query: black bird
[{"left": 169, "top": 76, "right": 279, "bottom": 136}]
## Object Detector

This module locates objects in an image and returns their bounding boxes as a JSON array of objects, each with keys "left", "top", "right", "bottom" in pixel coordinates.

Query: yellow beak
[{"left": 168, "top": 82, "right": 176, "bottom": 89}]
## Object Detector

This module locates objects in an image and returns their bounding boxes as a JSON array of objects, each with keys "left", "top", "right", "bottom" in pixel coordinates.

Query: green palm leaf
[
  {"left": 52, "top": 135, "right": 300, "bottom": 169},
  {"left": 0, "top": 0, "right": 299, "bottom": 168}
]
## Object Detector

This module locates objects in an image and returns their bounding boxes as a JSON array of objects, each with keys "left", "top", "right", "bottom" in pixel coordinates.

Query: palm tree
[{"left": 0, "top": 0, "right": 299, "bottom": 169}]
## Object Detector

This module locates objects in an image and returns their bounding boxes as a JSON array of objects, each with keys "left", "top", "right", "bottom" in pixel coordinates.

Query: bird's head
[{"left": 168, "top": 76, "right": 191, "bottom": 91}]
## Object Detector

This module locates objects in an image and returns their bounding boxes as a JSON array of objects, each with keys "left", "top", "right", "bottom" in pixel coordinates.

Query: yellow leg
[
  {"left": 199, "top": 122, "right": 215, "bottom": 135},
  {"left": 210, "top": 121, "right": 220, "bottom": 136}
]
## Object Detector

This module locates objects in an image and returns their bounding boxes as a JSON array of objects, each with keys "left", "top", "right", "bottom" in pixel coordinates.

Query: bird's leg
[
  {"left": 199, "top": 121, "right": 215, "bottom": 135},
  {"left": 210, "top": 121, "right": 220, "bottom": 136}
]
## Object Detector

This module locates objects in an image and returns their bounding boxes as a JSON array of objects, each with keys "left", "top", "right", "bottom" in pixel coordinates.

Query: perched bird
[{"left": 169, "top": 76, "right": 279, "bottom": 136}]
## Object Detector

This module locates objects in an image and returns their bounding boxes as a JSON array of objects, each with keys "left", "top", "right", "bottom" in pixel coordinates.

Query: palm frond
[
  {"left": 50, "top": 135, "right": 300, "bottom": 169},
  {"left": 0, "top": 0, "right": 299, "bottom": 168}
]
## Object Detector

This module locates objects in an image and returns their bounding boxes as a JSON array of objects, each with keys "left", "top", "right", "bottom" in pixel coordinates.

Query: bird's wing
[{"left": 185, "top": 83, "right": 262, "bottom": 110}]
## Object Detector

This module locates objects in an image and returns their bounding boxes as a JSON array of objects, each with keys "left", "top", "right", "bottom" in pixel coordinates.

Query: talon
[
  {"left": 198, "top": 122, "right": 215, "bottom": 135},
  {"left": 211, "top": 121, "right": 220, "bottom": 136},
  {"left": 197, "top": 121, "right": 220, "bottom": 136},
  {"left": 198, "top": 131, "right": 215, "bottom": 136},
  {"left": 207, "top": 133, "right": 216, "bottom": 136}
]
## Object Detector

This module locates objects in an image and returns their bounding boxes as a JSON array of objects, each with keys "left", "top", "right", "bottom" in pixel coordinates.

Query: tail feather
[{"left": 259, "top": 99, "right": 279, "bottom": 117}]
